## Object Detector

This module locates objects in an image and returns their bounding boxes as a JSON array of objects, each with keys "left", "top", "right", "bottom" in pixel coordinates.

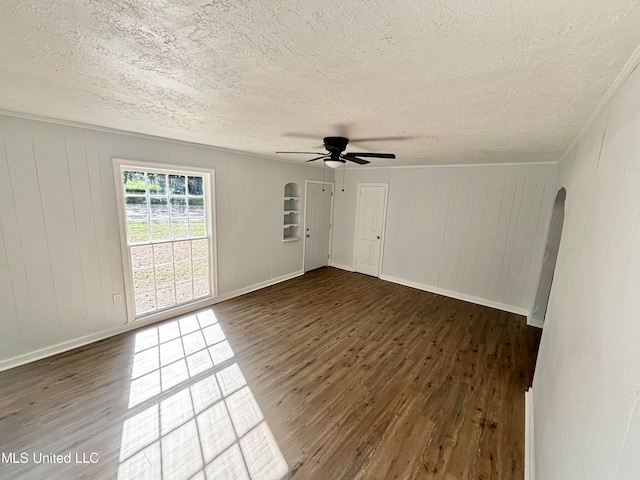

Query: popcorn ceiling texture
[{"left": 1, "top": 0, "right": 639, "bottom": 166}]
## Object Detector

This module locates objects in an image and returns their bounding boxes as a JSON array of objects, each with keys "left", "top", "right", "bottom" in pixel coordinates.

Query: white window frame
[{"left": 113, "top": 159, "right": 218, "bottom": 324}]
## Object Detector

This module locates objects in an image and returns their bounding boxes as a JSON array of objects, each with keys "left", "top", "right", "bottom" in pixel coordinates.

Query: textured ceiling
[{"left": 1, "top": 0, "right": 640, "bottom": 166}]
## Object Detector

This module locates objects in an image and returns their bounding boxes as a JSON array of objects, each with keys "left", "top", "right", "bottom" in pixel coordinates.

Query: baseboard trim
[
  {"left": 0, "top": 323, "right": 137, "bottom": 374},
  {"left": 525, "top": 388, "right": 536, "bottom": 480},
  {"left": 379, "top": 274, "right": 529, "bottom": 317},
  {"left": 527, "top": 315, "right": 545, "bottom": 329},
  {"left": 214, "top": 270, "right": 304, "bottom": 303},
  {"left": 329, "top": 262, "right": 355, "bottom": 272},
  {"left": 0, "top": 270, "right": 303, "bottom": 372}
]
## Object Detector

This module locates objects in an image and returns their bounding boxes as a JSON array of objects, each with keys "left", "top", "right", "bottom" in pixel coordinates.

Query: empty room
[{"left": 1, "top": 1, "right": 640, "bottom": 479}]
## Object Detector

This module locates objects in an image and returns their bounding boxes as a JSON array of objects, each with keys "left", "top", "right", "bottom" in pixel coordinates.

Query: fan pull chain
[
  {"left": 342, "top": 164, "right": 346, "bottom": 191},
  {"left": 322, "top": 162, "right": 326, "bottom": 191}
]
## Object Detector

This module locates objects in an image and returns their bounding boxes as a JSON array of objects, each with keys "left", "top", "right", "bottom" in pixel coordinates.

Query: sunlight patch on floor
[{"left": 118, "top": 309, "right": 288, "bottom": 480}]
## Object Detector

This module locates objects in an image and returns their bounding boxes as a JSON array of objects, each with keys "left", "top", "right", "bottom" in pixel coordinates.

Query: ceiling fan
[{"left": 276, "top": 136, "right": 396, "bottom": 168}]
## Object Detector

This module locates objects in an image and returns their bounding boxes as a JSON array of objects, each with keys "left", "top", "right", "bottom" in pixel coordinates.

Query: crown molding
[
  {"left": 0, "top": 109, "right": 328, "bottom": 168},
  {"left": 0, "top": 110, "right": 561, "bottom": 170},
  {"left": 345, "top": 160, "right": 559, "bottom": 170},
  {"left": 559, "top": 42, "right": 640, "bottom": 164}
]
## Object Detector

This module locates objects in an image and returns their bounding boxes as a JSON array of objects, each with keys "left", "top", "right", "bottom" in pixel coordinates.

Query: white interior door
[
  {"left": 354, "top": 184, "right": 388, "bottom": 277},
  {"left": 305, "top": 182, "right": 333, "bottom": 272}
]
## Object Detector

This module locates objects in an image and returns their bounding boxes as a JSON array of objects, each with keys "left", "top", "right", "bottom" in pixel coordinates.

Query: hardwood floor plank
[{"left": 0, "top": 267, "right": 540, "bottom": 479}]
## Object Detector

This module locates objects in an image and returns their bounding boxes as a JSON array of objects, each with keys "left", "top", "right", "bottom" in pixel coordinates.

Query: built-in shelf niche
[{"left": 283, "top": 183, "right": 301, "bottom": 241}]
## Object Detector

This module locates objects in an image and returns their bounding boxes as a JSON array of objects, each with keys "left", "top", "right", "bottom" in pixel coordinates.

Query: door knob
[
  {"left": 377, "top": 236, "right": 380, "bottom": 239},
  {"left": 306, "top": 234, "right": 310, "bottom": 237}
]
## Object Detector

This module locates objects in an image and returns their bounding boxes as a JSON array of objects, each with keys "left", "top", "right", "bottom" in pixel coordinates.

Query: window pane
[
  {"left": 148, "top": 173, "right": 167, "bottom": 196},
  {"left": 171, "top": 221, "right": 188, "bottom": 240},
  {"left": 193, "top": 258, "right": 209, "bottom": 279},
  {"left": 169, "top": 175, "right": 186, "bottom": 195},
  {"left": 188, "top": 197, "right": 204, "bottom": 217},
  {"left": 188, "top": 219, "right": 204, "bottom": 237},
  {"left": 128, "top": 221, "right": 149, "bottom": 243},
  {"left": 124, "top": 171, "right": 146, "bottom": 194},
  {"left": 131, "top": 245, "right": 153, "bottom": 269},
  {"left": 153, "top": 243, "right": 173, "bottom": 265},
  {"left": 155, "top": 265, "right": 174, "bottom": 286},
  {"left": 150, "top": 198, "right": 170, "bottom": 241},
  {"left": 171, "top": 198, "right": 187, "bottom": 217},
  {"left": 188, "top": 176, "right": 203, "bottom": 196},
  {"left": 188, "top": 197, "right": 205, "bottom": 237},
  {"left": 126, "top": 195, "right": 148, "bottom": 220},
  {"left": 170, "top": 198, "right": 188, "bottom": 240},
  {"left": 176, "top": 282, "right": 193, "bottom": 304},
  {"left": 150, "top": 222, "right": 169, "bottom": 242},
  {"left": 150, "top": 197, "right": 168, "bottom": 219},
  {"left": 174, "top": 240, "right": 191, "bottom": 262},
  {"left": 133, "top": 268, "right": 155, "bottom": 292},
  {"left": 194, "top": 279, "right": 209, "bottom": 298},
  {"left": 191, "top": 239, "right": 208, "bottom": 259},
  {"left": 175, "top": 261, "right": 192, "bottom": 283},
  {"left": 135, "top": 291, "right": 156, "bottom": 315},
  {"left": 157, "top": 285, "right": 176, "bottom": 309}
]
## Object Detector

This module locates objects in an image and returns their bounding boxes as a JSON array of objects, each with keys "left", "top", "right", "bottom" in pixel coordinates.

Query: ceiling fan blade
[
  {"left": 344, "top": 152, "right": 396, "bottom": 159},
  {"left": 275, "top": 151, "right": 324, "bottom": 154},
  {"left": 349, "top": 136, "right": 416, "bottom": 143},
  {"left": 341, "top": 155, "right": 370, "bottom": 165},
  {"left": 306, "top": 155, "right": 329, "bottom": 162}
]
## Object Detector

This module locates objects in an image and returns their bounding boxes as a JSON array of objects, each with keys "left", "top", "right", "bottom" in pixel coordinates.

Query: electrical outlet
[{"left": 112, "top": 293, "right": 122, "bottom": 304}]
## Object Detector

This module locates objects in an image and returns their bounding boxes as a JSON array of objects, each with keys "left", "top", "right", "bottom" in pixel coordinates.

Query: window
[{"left": 115, "top": 161, "right": 215, "bottom": 320}]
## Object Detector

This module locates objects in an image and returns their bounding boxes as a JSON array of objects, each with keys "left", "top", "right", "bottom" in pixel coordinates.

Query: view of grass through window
[{"left": 123, "top": 169, "right": 212, "bottom": 316}]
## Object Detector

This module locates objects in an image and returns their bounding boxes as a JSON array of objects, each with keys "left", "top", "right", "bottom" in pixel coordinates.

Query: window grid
[
  {"left": 122, "top": 169, "right": 211, "bottom": 317},
  {"left": 130, "top": 241, "right": 211, "bottom": 315},
  {"left": 124, "top": 174, "right": 208, "bottom": 246}
]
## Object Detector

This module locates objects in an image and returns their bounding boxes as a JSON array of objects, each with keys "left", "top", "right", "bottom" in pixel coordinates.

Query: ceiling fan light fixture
[
  {"left": 277, "top": 136, "right": 393, "bottom": 167},
  {"left": 324, "top": 159, "right": 345, "bottom": 169}
]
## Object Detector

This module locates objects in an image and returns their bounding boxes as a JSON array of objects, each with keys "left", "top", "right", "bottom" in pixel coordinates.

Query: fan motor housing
[{"left": 323, "top": 136, "right": 349, "bottom": 153}]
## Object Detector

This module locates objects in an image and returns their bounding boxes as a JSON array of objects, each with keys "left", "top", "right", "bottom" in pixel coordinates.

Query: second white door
[
  {"left": 304, "top": 182, "right": 333, "bottom": 272},
  {"left": 354, "top": 184, "right": 388, "bottom": 277}
]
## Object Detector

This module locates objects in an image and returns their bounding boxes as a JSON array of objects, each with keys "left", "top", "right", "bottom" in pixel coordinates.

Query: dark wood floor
[{"left": 0, "top": 267, "right": 541, "bottom": 480}]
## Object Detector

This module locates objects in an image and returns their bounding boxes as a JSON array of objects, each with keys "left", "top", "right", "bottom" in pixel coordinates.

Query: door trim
[
  {"left": 352, "top": 183, "right": 389, "bottom": 277},
  {"left": 303, "top": 180, "right": 335, "bottom": 272}
]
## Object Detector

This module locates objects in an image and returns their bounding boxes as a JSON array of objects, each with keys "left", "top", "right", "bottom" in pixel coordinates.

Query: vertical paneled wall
[
  {"left": 532, "top": 60, "right": 640, "bottom": 479},
  {"left": 0, "top": 115, "right": 328, "bottom": 366},
  {"left": 331, "top": 162, "right": 559, "bottom": 313}
]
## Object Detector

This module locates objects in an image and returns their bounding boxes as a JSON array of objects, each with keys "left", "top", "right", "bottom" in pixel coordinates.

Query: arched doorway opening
[{"left": 532, "top": 188, "right": 566, "bottom": 326}]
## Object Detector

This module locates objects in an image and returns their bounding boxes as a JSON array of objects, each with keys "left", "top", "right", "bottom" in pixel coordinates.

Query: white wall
[
  {"left": 331, "top": 163, "right": 559, "bottom": 313},
  {"left": 532, "top": 64, "right": 640, "bottom": 478},
  {"left": 0, "top": 115, "right": 330, "bottom": 369}
]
